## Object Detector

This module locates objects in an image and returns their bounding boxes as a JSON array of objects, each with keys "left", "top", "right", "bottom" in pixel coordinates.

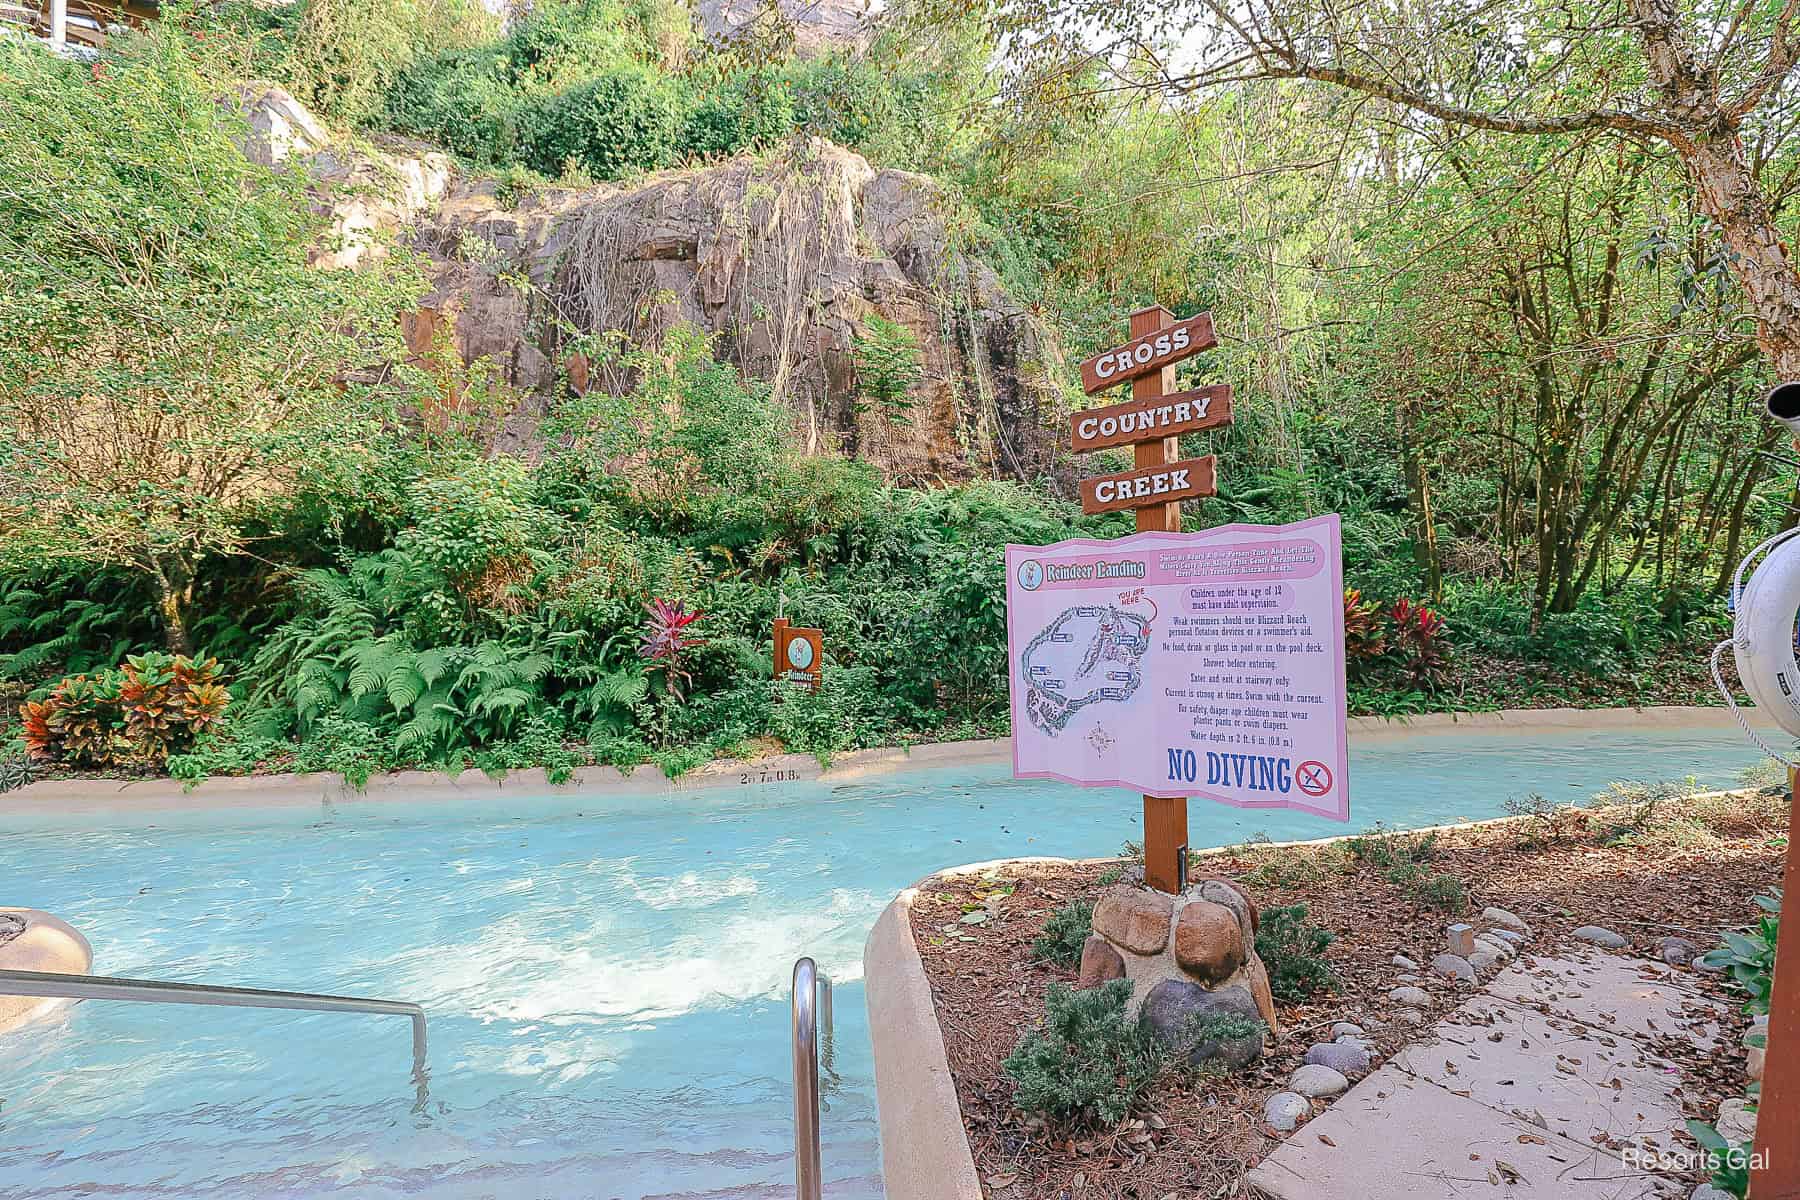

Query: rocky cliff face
[{"left": 268, "top": 90, "right": 1071, "bottom": 487}]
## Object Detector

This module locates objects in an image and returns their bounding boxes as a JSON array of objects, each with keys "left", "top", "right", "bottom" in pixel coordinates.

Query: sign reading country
[
  {"left": 1070, "top": 385, "right": 1232, "bottom": 454},
  {"left": 1078, "top": 312, "right": 1217, "bottom": 394},
  {"left": 1005, "top": 515, "right": 1349, "bottom": 820}
]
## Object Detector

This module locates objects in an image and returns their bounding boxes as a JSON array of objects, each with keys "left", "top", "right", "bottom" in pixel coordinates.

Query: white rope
[{"left": 1711, "top": 637, "right": 1797, "bottom": 767}]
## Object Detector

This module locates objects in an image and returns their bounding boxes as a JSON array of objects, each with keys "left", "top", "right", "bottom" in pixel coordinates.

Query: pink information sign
[{"left": 1005, "top": 514, "right": 1349, "bottom": 821}]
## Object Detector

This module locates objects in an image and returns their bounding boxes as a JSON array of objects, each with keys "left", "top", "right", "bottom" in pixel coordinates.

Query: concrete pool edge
[
  {"left": 864, "top": 887, "right": 986, "bottom": 1200},
  {"left": 0, "top": 704, "right": 1755, "bottom": 814}
]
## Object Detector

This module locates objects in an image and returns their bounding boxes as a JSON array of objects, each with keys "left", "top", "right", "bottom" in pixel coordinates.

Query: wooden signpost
[
  {"left": 1074, "top": 305, "right": 1232, "bottom": 895},
  {"left": 773, "top": 618, "right": 823, "bottom": 692},
  {"left": 1752, "top": 766, "right": 1800, "bottom": 1198}
]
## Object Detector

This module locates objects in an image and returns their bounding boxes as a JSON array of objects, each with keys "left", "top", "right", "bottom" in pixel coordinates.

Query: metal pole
[
  {"left": 48, "top": 0, "right": 66, "bottom": 46},
  {"left": 0, "top": 968, "right": 429, "bottom": 1108},
  {"left": 791, "top": 957, "right": 822, "bottom": 1200}
]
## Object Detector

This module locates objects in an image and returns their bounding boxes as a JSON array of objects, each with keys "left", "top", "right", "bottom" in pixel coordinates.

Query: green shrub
[
  {"left": 520, "top": 67, "right": 688, "bottom": 179},
  {"left": 1255, "top": 904, "right": 1336, "bottom": 1002},
  {"left": 1699, "top": 890, "right": 1781, "bottom": 1016},
  {"left": 1003, "top": 980, "right": 1166, "bottom": 1125},
  {"left": 1031, "top": 899, "right": 1094, "bottom": 968}
]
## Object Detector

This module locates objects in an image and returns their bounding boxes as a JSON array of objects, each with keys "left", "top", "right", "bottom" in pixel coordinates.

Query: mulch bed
[{"left": 909, "top": 788, "right": 1792, "bottom": 1199}]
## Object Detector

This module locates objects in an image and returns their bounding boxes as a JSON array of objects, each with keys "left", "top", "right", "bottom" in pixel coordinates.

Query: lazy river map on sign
[{"left": 1005, "top": 515, "right": 1350, "bottom": 821}]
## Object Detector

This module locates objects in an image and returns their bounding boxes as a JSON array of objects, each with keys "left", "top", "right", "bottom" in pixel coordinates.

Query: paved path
[{"left": 1246, "top": 949, "right": 1730, "bottom": 1199}]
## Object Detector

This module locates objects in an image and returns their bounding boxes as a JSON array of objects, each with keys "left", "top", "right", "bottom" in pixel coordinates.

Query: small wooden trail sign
[{"left": 772, "top": 618, "right": 822, "bottom": 691}]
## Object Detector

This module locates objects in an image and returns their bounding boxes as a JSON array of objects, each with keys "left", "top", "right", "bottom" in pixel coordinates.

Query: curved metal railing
[
  {"left": 0, "top": 967, "right": 429, "bottom": 1108},
  {"left": 791, "top": 957, "right": 834, "bottom": 1200}
]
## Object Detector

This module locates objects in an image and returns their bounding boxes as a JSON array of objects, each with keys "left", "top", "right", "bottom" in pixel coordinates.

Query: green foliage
[
  {"left": 0, "top": 24, "right": 424, "bottom": 652},
  {"left": 520, "top": 66, "right": 688, "bottom": 179},
  {"left": 1031, "top": 899, "right": 1094, "bottom": 968},
  {"left": 1685, "top": 1119, "right": 1751, "bottom": 1198},
  {"left": 0, "top": 752, "right": 40, "bottom": 793},
  {"left": 22, "top": 655, "right": 229, "bottom": 769},
  {"left": 1698, "top": 890, "right": 1782, "bottom": 1016},
  {"left": 1254, "top": 904, "right": 1336, "bottom": 1002},
  {"left": 852, "top": 314, "right": 925, "bottom": 421},
  {"left": 1003, "top": 980, "right": 1166, "bottom": 1126}
]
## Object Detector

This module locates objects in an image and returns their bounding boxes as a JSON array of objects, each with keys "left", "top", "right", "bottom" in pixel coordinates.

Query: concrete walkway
[{"left": 1247, "top": 949, "right": 1729, "bottom": 1199}]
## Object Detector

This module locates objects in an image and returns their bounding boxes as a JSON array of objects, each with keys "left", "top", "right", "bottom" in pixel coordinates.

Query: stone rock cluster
[{"left": 1080, "top": 878, "right": 1278, "bottom": 1069}]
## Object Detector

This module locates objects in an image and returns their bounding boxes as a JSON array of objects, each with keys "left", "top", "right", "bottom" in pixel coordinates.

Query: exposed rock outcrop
[
  {"left": 242, "top": 85, "right": 1071, "bottom": 486},
  {"left": 413, "top": 138, "right": 1070, "bottom": 483}
]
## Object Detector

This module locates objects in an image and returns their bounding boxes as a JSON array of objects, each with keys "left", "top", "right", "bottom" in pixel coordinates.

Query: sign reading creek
[
  {"left": 1005, "top": 515, "right": 1349, "bottom": 820},
  {"left": 1080, "top": 455, "right": 1216, "bottom": 515}
]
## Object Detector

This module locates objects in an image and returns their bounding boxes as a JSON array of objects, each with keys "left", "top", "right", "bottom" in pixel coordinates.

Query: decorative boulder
[
  {"left": 1304, "top": 1040, "right": 1371, "bottom": 1079},
  {"left": 1140, "top": 979, "right": 1264, "bottom": 1069},
  {"left": 1091, "top": 887, "right": 1175, "bottom": 955},
  {"left": 1083, "top": 875, "right": 1280, "bottom": 1065},
  {"left": 1077, "top": 935, "right": 1125, "bottom": 989},
  {"left": 0, "top": 908, "right": 93, "bottom": 1034},
  {"left": 1243, "top": 953, "right": 1279, "bottom": 1032},
  {"left": 1174, "top": 900, "right": 1245, "bottom": 983}
]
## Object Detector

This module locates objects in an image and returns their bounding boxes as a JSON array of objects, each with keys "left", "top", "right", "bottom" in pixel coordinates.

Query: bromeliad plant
[
  {"left": 1390, "top": 598, "right": 1451, "bottom": 688},
  {"left": 22, "top": 653, "right": 228, "bottom": 768},
  {"left": 638, "top": 598, "right": 706, "bottom": 703},
  {"left": 1343, "top": 588, "right": 1387, "bottom": 668}
]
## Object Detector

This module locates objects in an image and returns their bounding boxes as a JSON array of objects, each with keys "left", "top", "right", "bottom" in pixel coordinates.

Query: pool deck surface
[{"left": 1246, "top": 947, "right": 1730, "bottom": 1199}]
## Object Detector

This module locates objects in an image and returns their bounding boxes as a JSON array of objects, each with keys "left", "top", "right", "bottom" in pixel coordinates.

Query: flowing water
[{"left": 0, "top": 722, "right": 1767, "bottom": 1198}]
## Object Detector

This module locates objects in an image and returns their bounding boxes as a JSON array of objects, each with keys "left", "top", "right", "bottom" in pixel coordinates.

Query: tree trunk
[
  {"left": 149, "top": 557, "right": 194, "bottom": 656},
  {"left": 1395, "top": 395, "right": 1442, "bottom": 600},
  {"left": 1681, "top": 137, "right": 1800, "bottom": 379}
]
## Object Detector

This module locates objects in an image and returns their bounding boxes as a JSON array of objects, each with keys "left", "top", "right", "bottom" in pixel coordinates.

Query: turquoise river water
[{"left": 0, "top": 722, "right": 1769, "bottom": 1198}]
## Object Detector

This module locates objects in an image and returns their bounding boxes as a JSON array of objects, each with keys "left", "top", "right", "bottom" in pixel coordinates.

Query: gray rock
[
  {"left": 1304, "top": 1040, "right": 1371, "bottom": 1079},
  {"left": 1394, "top": 973, "right": 1421, "bottom": 983},
  {"left": 1467, "top": 945, "right": 1503, "bottom": 975},
  {"left": 1388, "top": 986, "right": 1432, "bottom": 1008},
  {"left": 1749, "top": 1044, "right": 1765, "bottom": 1082},
  {"left": 1391, "top": 1008, "right": 1427, "bottom": 1026},
  {"left": 1446, "top": 923, "right": 1476, "bottom": 956},
  {"left": 1474, "top": 934, "right": 1516, "bottom": 962},
  {"left": 1483, "top": 906, "right": 1531, "bottom": 936},
  {"left": 1658, "top": 936, "right": 1700, "bottom": 967},
  {"left": 1139, "top": 979, "right": 1264, "bottom": 1069},
  {"left": 1486, "top": 928, "right": 1525, "bottom": 946},
  {"left": 1693, "top": 1187, "right": 1736, "bottom": 1200},
  {"left": 1431, "top": 953, "right": 1478, "bottom": 983},
  {"left": 1264, "top": 1090, "right": 1310, "bottom": 1131},
  {"left": 1717, "top": 1096, "right": 1758, "bottom": 1141},
  {"left": 1573, "top": 925, "right": 1629, "bottom": 949},
  {"left": 1330, "top": 1022, "right": 1366, "bottom": 1040},
  {"left": 1289, "top": 1063, "right": 1349, "bottom": 1098},
  {"left": 1391, "top": 954, "right": 1419, "bottom": 971}
]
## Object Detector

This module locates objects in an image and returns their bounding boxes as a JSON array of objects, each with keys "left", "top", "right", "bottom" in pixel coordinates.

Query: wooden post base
[
  {"left": 1143, "top": 794, "right": 1188, "bottom": 895},
  {"left": 1750, "top": 767, "right": 1800, "bottom": 1197}
]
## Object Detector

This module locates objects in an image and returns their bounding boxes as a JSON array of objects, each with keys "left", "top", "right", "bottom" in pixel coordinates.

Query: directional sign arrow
[{"left": 1078, "top": 311, "right": 1217, "bottom": 395}]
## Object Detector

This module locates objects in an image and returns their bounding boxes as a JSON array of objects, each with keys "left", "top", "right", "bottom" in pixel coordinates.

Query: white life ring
[{"left": 1730, "top": 530, "right": 1800, "bottom": 740}]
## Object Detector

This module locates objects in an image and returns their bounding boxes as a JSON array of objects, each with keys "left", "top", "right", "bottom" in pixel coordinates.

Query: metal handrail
[
  {"left": 792, "top": 957, "right": 834, "bottom": 1200},
  {"left": 0, "top": 968, "right": 429, "bottom": 1109}
]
